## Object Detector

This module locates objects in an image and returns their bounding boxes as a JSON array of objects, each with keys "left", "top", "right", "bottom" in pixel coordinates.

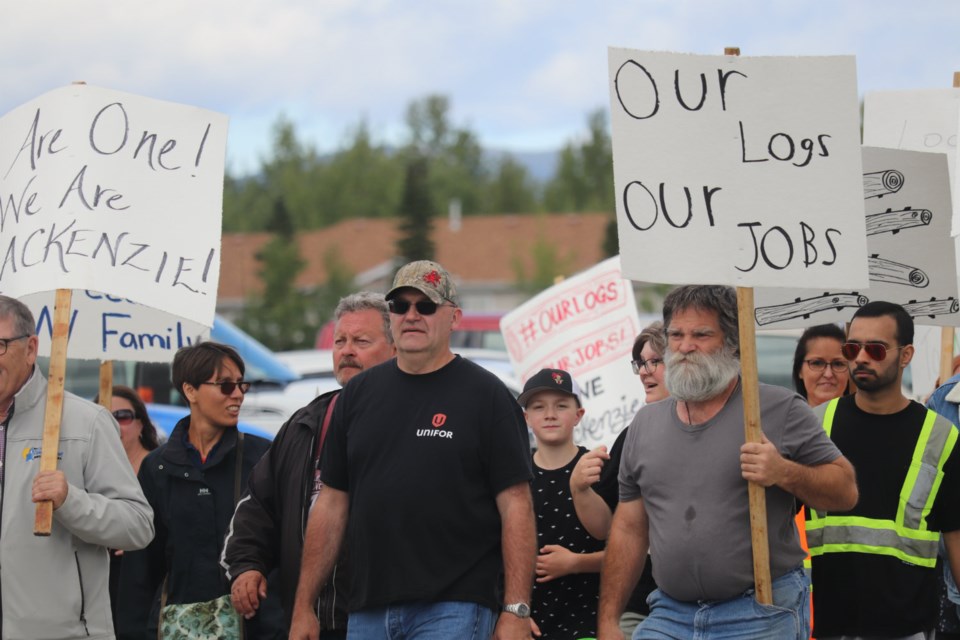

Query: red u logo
[{"left": 432, "top": 414, "right": 447, "bottom": 428}]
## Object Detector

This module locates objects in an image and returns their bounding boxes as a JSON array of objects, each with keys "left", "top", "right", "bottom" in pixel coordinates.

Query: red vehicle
[{"left": 316, "top": 312, "right": 506, "bottom": 352}]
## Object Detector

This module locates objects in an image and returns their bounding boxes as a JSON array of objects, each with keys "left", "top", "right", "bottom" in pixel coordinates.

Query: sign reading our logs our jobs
[
  {"left": 608, "top": 49, "right": 869, "bottom": 289},
  {"left": 0, "top": 84, "right": 229, "bottom": 326},
  {"left": 501, "top": 257, "right": 644, "bottom": 450}
]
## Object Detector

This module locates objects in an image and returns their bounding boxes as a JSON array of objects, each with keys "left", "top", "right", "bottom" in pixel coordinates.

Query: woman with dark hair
[
  {"left": 95, "top": 385, "right": 160, "bottom": 474},
  {"left": 117, "top": 342, "right": 283, "bottom": 639},
  {"left": 792, "top": 323, "right": 849, "bottom": 407}
]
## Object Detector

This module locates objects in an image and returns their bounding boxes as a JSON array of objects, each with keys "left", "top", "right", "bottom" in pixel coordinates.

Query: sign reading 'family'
[
  {"left": 0, "top": 84, "right": 228, "bottom": 325},
  {"left": 608, "top": 49, "right": 868, "bottom": 288}
]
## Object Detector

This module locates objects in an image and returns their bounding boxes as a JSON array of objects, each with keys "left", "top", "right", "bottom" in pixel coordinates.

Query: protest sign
[
  {"left": 22, "top": 289, "right": 209, "bottom": 361},
  {"left": 863, "top": 89, "right": 960, "bottom": 231},
  {"left": 608, "top": 49, "right": 867, "bottom": 289},
  {"left": 0, "top": 84, "right": 228, "bottom": 326},
  {"left": 755, "top": 147, "right": 957, "bottom": 328},
  {"left": 501, "top": 257, "right": 643, "bottom": 449}
]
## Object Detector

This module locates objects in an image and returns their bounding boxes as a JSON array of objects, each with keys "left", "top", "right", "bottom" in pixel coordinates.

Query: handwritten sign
[
  {"left": 22, "top": 289, "right": 209, "bottom": 361},
  {"left": 501, "top": 257, "right": 644, "bottom": 449},
  {"left": 608, "top": 49, "right": 868, "bottom": 288},
  {"left": 0, "top": 84, "right": 228, "bottom": 325},
  {"left": 755, "top": 147, "right": 958, "bottom": 328},
  {"left": 863, "top": 89, "right": 960, "bottom": 231}
]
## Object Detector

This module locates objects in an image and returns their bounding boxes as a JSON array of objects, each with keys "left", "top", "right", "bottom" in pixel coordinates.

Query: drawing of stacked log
[{"left": 756, "top": 168, "right": 955, "bottom": 325}]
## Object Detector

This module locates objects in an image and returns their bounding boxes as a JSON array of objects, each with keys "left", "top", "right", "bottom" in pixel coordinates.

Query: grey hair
[
  {"left": 334, "top": 291, "right": 393, "bottom": 344},
  {"left": 0, "top": 295, "right": 37, "bottom": 336},
  {"left": 662, "top": 285, "right": 740, "bottom": 357},
  {"left": 633, "top": 321, "right": 666, "bottom": 361}
]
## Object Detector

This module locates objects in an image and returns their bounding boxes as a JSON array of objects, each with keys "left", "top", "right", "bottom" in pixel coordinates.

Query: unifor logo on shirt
[{"left": 416, "top": 413, "right": 453, "bottom": 439}]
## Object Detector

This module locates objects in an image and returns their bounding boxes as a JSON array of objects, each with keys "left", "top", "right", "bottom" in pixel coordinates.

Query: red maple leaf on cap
[{"left": 422, "top": 270, "right": 442, "bottom": 287}]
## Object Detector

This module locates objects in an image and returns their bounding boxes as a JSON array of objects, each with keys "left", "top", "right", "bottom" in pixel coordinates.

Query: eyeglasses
[
  {"left": 0, "top": 334, "right": 29, "bottom": 356},
  {"left": 803, "top": 359, "right": 848, "bottom": 373},
  {"left": 631, "top": 357, "right": 663, "bottom": 375},
  {"left": 841, "top": 342, "right": 904, "bottom": 361},
  {"left": 387, "top": 299, "right": 450, "bottom": 316},
  {"left": 199, "top": 380, "right": 252, "bottom": 395},
  {"left": 112, "top": 409, "right": 137, "bottom": 425}
]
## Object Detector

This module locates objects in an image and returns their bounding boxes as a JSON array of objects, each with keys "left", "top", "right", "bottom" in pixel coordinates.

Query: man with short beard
[
  {"left": 221, "top": 292, "right": 396, "bottom": 638},
  {"left": 597, "top": 285, "right": 858, "bottom": 640},
  {"left": 807, "top": 301, "right": 960, "bottom": 640}
]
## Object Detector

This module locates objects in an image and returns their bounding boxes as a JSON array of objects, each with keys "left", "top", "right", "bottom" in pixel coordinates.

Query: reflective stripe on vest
[{"left": 806, "top": 398, "right": 957, "bottom": 568}]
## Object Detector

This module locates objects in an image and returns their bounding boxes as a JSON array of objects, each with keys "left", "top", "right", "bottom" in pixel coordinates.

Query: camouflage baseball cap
[{"left": 386, "top": 260, "right": 460, "bottom": 306}]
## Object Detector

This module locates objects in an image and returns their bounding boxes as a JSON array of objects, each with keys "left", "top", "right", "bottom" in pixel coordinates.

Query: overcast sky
[{"left": 3, "top": 1, "right": 957, "bottom": 175}]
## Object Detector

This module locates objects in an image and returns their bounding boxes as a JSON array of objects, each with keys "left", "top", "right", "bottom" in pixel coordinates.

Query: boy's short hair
[{"left": 518, "top": 368, "right": 583, "bottom": 408}]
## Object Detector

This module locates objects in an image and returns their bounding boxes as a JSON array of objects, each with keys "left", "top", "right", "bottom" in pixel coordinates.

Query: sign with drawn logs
[{"left": 754, "top": 147, "right": 958, "bottom": 328}]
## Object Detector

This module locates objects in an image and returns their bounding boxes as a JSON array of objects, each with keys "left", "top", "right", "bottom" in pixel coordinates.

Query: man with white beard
[{"left": 596, "top": 285, "right": 858, "bottom": 640}]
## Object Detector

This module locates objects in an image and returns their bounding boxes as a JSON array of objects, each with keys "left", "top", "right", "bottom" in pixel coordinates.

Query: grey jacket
[{"left": 1, "top": 368, "right": 154, "bottom": 640}]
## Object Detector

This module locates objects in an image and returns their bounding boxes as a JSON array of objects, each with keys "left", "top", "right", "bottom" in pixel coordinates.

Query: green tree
[
  {"left": 237, "top": 198, "right": 320, "bottom": 350},
  {"left": 317, "top": 121, "right": 405, "bottom": 221},
  {"left": 543, "top": 109, "right": 614, "bottom": 213},
  {"left": 403, "top": 95, "right": 489, "bottom": 215},
  {"left": 512, "top": 221, "right": 576, "bottom": 294},
  {"left": 395, "top": 156, "right": 436, "bottom": 264},
  {"left": 490, "top": 154, "right": 538, "bottom": 214}
]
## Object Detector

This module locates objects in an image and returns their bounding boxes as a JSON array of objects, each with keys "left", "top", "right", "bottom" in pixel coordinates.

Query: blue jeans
[
  {"left": 635, "top": 566, "right": 810, "bottom": 640},
  {"left": 347, "top": 601, "right": 497, "bottom": 639}
]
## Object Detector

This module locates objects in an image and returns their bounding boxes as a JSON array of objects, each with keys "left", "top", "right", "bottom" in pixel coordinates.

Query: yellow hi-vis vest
[{"left": 806, "top": 397, "right": 957, "bottom": 568}]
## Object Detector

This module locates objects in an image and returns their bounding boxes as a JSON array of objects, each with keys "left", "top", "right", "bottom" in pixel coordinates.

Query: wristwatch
[{"left": 503, "top": 602, "right": 531, "bottom": 619}]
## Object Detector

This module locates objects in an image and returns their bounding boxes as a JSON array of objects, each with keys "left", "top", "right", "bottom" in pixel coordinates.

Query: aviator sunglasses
[
  {"left": 387, "top": 299, "right": 450, "bottom": 316},
  {"left": 841, "top": 342, "right": 904, "bottom": 361},
  {"left": 112, "top": 409, "right": 137, "bottom": 425},
  {"left": 199, "top": 380, "right": 252, "bottom": 395}
]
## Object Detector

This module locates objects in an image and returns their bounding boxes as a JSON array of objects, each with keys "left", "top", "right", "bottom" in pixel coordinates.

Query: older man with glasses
[
  {"left": 0, "top": 295, "right": 154, "bottom": 640},
  {"left": 290, "top": 261, "right": 536, "bottom": 640},
  {"left": 806, "top": 301, "right": 960, "bottom": 640}
]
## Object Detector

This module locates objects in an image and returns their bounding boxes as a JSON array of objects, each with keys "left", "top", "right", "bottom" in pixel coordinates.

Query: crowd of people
[{"left": 2, "top": 259, "right": 960, "bottom": 640}]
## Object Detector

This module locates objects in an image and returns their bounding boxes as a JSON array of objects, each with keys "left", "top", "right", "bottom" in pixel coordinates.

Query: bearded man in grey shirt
[{"left": 596, "top": 285, "right": 858, "bottom": 640}]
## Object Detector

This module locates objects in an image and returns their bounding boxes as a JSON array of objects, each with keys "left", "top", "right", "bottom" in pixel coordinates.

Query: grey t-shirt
[{"left": 618, "top": 381, "right": 841, "bottom": 602}]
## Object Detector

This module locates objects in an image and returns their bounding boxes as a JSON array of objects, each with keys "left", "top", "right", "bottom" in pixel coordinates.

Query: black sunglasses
[
  {"left": 112, "top": 409, "right": 136, "bottom": 424},
  {"left": 841, "top": 342, "right": 903, "bottom": 361},
  {"left": 200, "top": 380, "right": 252, "bottom": 395},
  {"left": 388, "top": 299, "right": 448, "bottom": 316}
]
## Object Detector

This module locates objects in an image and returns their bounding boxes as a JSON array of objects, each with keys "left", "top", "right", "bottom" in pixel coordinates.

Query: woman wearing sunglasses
[
  {"left": 95, "top": 385, "right": 161, "bottom": 475},
  {"left": 117, "top": 342, "right": 284, "bottom": 639},
  {"left": 792, "top": 324, "right": 850, "bottom": 408}
]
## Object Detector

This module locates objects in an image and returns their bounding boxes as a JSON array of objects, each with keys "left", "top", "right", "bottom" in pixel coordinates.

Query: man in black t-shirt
[
  {"left": 809, "top": 301, "right": 960, "bottom": 639},
  {"left": 290, "top": 261, "right": 536, "bottom": 640}
]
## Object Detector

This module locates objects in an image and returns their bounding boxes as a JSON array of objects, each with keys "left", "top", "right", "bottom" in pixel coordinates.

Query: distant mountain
[{"left": 484, "top": 149, "right": 559, "bottom": 184}]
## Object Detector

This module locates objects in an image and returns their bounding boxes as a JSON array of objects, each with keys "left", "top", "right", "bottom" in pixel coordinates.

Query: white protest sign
[
  {"left": 23, "top": 289, "right": 209, "bottom": 362},
  {"left": 608, "top": 49, "right": 867, "bottom": 288},
  {"left": 863, "top": 89, "right": 960, "bottom": 232},
  {"left": 755, "top": 147, "right": 958, "bottom": 328},
  {"left": 0, "top": 84, "right": 228, "bottom": 325},
  {"left": 501, "top": 257, "right": 643, "bottom": 449}
]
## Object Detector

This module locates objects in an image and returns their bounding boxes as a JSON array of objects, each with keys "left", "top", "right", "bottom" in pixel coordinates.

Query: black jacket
[
  {"left": 220, "top": 390, "right": 349, "bottom": 631},
  {"left": 116, "top": 418, "right": 283, "bottom": 639}
]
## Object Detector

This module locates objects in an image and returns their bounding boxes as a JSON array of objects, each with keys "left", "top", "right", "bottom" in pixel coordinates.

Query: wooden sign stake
[
  {"left": 725, "top": 45, "right": 773, "bottom": 606},
  {"left": 99, "top": 361, "right": 113, "bottom": 409},
  {"left": 34, "top": 288, "right": 73, "bottom": 536}
]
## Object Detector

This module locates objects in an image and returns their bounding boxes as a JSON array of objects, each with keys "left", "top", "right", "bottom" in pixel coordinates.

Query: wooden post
[
  {"left": 725, "top": 44, "right": 772, "bottom": 605},
  {"left": 34, "top": 288, "right": 72, "bottom": 536},
  {"left": 99, "top": 361, "right": 113, "bottom": 410},
  {"left": 737, "top": 287, "right": 773, "bottom": 604}
]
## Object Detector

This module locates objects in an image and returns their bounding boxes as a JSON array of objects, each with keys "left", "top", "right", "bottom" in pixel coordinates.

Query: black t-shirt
[
  {"left": 532, "top": 447, "right": 604, "bottom": 639},
  {"left": 594, "top": 427, "right": 657, "bottom": 614},
  {"left": 321, "top": 356, "right": 533, "bottom": 612},
  {"left": 812, "top": 396, "right": 960, "bottom": 637}
]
